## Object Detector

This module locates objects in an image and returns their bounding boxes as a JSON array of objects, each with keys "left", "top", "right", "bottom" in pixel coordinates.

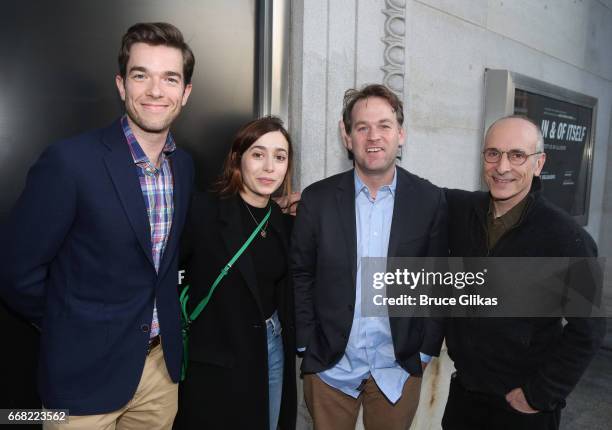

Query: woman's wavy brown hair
[{"left": 213, "top": 116, "right": 293, "bottom": 198}]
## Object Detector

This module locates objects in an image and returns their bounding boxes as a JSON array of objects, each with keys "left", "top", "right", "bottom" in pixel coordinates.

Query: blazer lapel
[
  {"left": 102, "top": 122, "right": 154, "bottom": 268},
  {"left": 336, "top": 171, "right": 357, "bottom": 287},
  {"left": 157, "top": 155, "right": 186, "bottom": 279},
  {"left": 219, "top": 196, "right": 264, "bottom": 317},
  {"left": 387, "top": 168, "right": 416, "bottom": 258}
]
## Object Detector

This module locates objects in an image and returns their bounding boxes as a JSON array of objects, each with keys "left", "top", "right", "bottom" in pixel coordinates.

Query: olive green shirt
[{"left": 487, "top": 196, "right": 529, "bottom": 250}]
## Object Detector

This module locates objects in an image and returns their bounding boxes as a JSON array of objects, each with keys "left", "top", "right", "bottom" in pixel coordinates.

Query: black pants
[{"left": 442, "top": 374, "right": 561, "bottom": 430}]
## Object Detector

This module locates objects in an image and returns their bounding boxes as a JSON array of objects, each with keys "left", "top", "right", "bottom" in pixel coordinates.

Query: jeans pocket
[{"left": 267, "top": 311, "right": 283, "bottom": 337}]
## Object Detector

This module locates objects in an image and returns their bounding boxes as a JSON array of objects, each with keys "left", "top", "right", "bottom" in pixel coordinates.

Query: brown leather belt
[{"left": 147, "top": 335, "right": 161, "bottom": 355}]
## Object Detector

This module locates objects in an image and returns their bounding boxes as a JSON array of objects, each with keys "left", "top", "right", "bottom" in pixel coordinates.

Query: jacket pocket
[
  {"left": 188, "top": 345, "right": 236, "bottom": 368},
  {"left": 396, "top": 235, "right": 428, "bottom": 256}
]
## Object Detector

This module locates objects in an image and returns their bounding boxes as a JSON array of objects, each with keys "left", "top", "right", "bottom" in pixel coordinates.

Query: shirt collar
[
  {"left": 120, "top": 114, "right": 176, "bottom": 166},
  {"left": 354, "top": 167, "right": 397, "bottom": 199},
  {"left": 487, "top": 194, "right": 529, "bottom": 229}
]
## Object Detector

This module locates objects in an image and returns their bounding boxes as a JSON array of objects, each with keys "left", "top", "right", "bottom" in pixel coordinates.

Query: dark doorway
[{"left": 0, "top": 0, "right": 259, "bottom": 415}]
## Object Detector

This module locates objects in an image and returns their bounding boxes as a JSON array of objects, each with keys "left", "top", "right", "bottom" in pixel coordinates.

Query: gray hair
[{"left": 485, "top": 115, "right": 545, "bottom": 154}]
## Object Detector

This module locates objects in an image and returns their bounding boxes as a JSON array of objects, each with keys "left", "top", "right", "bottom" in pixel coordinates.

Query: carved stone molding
[{"left": 381, "top": 0, "right": 406, "bottom": 97}]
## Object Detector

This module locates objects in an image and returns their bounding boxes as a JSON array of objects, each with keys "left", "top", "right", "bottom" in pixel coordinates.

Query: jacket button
[
  {"left": 348, "top": 304, "right": 354, "bottom": 311},
  {"left": 342, "top": 333, "right": 348, "bottom": 340},
  {"left": 141, "top": 324, "right": 150, "bottom": 332}
]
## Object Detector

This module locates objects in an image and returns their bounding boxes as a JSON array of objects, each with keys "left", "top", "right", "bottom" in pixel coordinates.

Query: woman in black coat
[{"left": 175, "top": 117, "right": 297, "bottom": 430}]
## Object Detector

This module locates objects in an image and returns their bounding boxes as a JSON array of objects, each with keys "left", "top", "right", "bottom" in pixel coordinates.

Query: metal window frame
[{"left": 257, "top": 0, "right": 291, "bottom": 121}]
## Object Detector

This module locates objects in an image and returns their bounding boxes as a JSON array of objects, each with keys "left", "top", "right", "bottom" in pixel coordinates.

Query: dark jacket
[
  {"left": 0, "top": 120, "right": 193, "bottom": 414},
  {"left": 175, "top": 192, "right": 296, "bottom": 430},
  {"left": 445, "top": 178, "right": 606, "bottom": 411},
  {"left": 292, "top": 167, "right": 448, "bottom": 376}
]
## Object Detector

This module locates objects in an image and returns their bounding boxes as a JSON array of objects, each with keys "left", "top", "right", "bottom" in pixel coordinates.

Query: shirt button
[{"left": 141, "top": 324, "right": 150, "bottom": 333}]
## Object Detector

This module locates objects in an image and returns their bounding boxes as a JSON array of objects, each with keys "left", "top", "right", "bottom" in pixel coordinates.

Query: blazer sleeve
[
  {"left": 0, "top": 143, "right": 77, "bottom": 326},
  {"left": 523, "top": 233, "right": 606, "bottom": 411},
  {"left": 421, "top": 188, "right": 449, "bottom": 356},
  {"left": 290, "top": 188, "right": 318, "bottom": 349}
]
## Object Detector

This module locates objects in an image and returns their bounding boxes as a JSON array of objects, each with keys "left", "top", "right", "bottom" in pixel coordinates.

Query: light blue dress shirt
[{"left": 317, "top": 169, "right": 430, "bottom": 403}]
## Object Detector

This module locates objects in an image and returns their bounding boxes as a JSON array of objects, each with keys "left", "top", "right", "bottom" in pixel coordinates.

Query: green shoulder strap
[{"left": 179, "top": 206, "right": 271, "bottom": 380}]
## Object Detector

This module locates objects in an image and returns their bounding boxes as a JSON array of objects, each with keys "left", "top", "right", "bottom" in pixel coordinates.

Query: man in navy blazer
[{"left": 0, "top": 23, "right": 194, "bottom": 428}]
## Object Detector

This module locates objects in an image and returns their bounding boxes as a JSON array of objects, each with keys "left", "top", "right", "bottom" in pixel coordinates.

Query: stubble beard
[
  {"left": 357, "top": 154, "right": 396, "bottom": 177},
  {"left": 126, "top": 108, "right": 178, "bottom": 135}
]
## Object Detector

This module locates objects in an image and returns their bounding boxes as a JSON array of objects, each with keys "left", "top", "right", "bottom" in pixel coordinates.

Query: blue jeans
[{"left": 266, "top": 311, "right": 284, "bottom": 430}]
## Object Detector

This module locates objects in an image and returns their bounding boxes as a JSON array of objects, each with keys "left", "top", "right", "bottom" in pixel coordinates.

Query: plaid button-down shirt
[{"left": 121, "top": 115, "right": 175, "bottom": 338}]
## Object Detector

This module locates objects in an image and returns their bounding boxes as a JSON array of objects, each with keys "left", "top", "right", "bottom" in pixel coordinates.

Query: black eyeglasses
[{"left": 482, "top": 148, "right": 542, "bottom": 166}]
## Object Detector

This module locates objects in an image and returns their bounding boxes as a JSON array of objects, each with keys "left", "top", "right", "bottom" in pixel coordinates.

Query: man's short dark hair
[
  {"left": 342, "top": 84, "right": 404, "bottom": 133},
  {"left": 118, "top": 22, "right": 195, "bottom": 85}
]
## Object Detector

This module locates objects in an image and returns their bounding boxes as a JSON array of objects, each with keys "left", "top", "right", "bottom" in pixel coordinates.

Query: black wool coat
[
  {"left": 445, "top": 178, "right": 606, "bottom": 412},
  {"left": 175, "top": 192, "right": 296, "bottom": 430}
]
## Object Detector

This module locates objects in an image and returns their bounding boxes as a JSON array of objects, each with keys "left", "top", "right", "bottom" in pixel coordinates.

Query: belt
[{"left": 147, "top": 335, "right": 161, "bottom": 355}]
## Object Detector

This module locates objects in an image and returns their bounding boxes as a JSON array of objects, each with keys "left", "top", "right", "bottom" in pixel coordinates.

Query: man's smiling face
[
  {"left": 346, "top": 96, "right": 405, "bottom": 180},
  {"left": 483, "top": 117, "right": 546, "bottom": 209},
  {"left": 115, "top": 42, "right": 192, "bottom": 136}
]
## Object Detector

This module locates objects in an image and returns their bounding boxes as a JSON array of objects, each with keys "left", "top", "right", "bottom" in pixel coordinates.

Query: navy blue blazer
[{"left": 0, "top": 119, "right": 194, "bottom": 414}]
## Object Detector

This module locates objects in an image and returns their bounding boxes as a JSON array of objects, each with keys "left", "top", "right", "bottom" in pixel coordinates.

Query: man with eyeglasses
[{"left": 442, "top": 115, "right": 605, "bottom": 430}]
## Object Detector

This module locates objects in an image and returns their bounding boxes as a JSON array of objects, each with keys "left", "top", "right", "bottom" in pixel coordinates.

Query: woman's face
[{"left": 240, "top": 131, "right": 289, "bottom": 206}]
